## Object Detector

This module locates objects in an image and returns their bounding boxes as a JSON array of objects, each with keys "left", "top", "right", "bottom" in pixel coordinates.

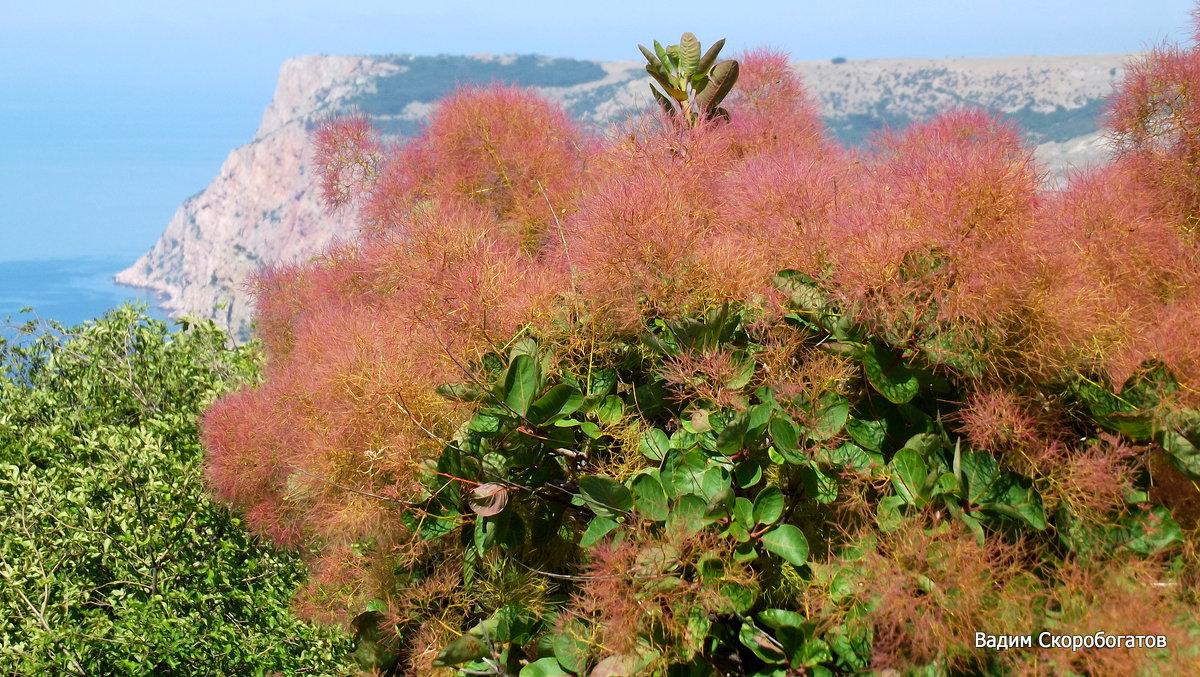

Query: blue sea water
[{"left": 0, "top": 256, "right": 171, "bottom": 337}]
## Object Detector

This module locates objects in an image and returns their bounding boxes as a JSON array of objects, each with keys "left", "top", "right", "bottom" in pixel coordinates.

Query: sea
[{"left": 0, "top": 256, "right": 171, "bottom": 341}]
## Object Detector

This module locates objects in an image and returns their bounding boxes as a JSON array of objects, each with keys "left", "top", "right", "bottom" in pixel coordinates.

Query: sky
[{"left": 0, "top": 0, "right": 1196, "bottom": 262}]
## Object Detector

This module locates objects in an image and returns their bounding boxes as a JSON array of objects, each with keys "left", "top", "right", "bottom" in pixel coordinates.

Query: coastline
[{"left": 1, "top": 256, "right": 173, "bottom": 331}]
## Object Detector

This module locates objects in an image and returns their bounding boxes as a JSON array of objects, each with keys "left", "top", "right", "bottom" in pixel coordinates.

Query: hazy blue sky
[{"left": 0, "top": 1, "right": 1196, "bottom": 262}]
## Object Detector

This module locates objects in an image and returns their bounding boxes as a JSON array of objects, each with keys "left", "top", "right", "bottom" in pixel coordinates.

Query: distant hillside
[{"left": 117, "top": 53, "right": 1130, "bottom": 342}]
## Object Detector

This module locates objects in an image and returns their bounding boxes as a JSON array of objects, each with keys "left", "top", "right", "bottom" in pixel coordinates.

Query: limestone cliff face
[
  {"left": 119, "top": 53, "right": 1131, "bottom": 342},
  {"left": 115, "top": 56, "right": 395, "bottom": 341}
]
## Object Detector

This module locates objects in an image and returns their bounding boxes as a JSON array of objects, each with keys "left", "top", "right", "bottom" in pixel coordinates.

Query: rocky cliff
[{"left": 117, "top": 53, "right": 1131, "bottom": 342}]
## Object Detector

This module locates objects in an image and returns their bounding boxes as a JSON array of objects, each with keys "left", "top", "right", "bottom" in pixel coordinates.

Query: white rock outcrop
[{"left": 115, "top": 56, "right": 394, "bottom": 341}]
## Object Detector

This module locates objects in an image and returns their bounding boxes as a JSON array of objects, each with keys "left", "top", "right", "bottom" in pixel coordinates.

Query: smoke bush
[{"left": 203, "top": 22, "right": 1200, "bottom": 676}]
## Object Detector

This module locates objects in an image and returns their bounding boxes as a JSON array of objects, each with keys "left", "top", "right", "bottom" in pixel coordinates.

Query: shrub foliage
[
  {"left": 206, "top": 25, "right": 1200, "bottom": 677},
  {"left": 0, "top": 307, "right": 354, "bottom": 675}
]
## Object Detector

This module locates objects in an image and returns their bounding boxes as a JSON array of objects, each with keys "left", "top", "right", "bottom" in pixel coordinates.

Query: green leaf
[
  {"left": 863, "top": 342, "right": 920, "bottom": 404},
  {"left": 594, "top": 395, "right": 624, "bottom": 425},
  {"left": 474, "top": 518, "right": 496, "bottom": 556},
  {"left": 653, "top": 40, "right": 670, "bottom": 68},
  {"left": 509, "top": 337, "right": 539, "bottom": 360},
  {"left": 696, "top": 38, "right": 726, "bottom": 75},
  {"left": 716, "top": 413, "right": 749, "bottom": 454},
  {"left": 900, "top": 432, "right": 942, "bottom": 457},
  {"left": 728, "top": 520, "right": 752, "bottom": 543},
  {"left": 1100, "top": 410, "right": 1156, "bottom": 440},
  {"left": 696, "top": 59, "right": 739, "bottom": 114},
  {"left": 586, "top": 367, "right": 618, "bottom": 399},
  {"left": 769, "top": 415, "right": 804, "bottom": 463},
  {"left": 435, "top": 382, "right": 487, "bottom": 402},
  {"left": 630, "top": 474, "right": 671, "bottom": 522},
  {"left": 638, "top": 44, "right": 663, "bottom": 71},
  {"left": 697, "top": 555, "right": 725, "bottom": 582},
  {"left": 889, "top": 448, "right": 928, "bottom": 507},
  {"left": 581, "top": 516, "right": 620, "bottom": 546},
  {"left": 579, "top": 475, "right": 633, "bottom": 518},
  {"left": 669, "top": 494, "right": 714, "bottom": 537},
  {"left": 977, "top": 475, "right": 1046, "bottom": 530},
  {"left": 800, "top": 464, "right": 839, "bottom": 504},
  {"left": 352, "top": 611, "right": 402, "bottom": 669},
  {"left": 807, "top": 393, "right": 850, "bottom": 441},
  {"left": 719, "top": 580, "right": 758, "bottom": 613},
  {"left": 706, "top": 486, "right": 735, "bottom": 517},
  {"left": 726, "top": 352, "right": 757, "bottom": 390},
  {"left": 668, "top": 449, "right": 710, "bottom": 495},
  {"left": 679, "top": 32, "right": 701, "bottom": 77},
  {"left": 1119, "top": 361, "right": 1178, "bottom": 406},
  {"left": 816, "top": 442, "right": 884, "bottom": 475},
  {"left": 773, "top": 270, "right": 829, "bottom": 315},
  {"left": 1075, "top": 376, "right": 1157, "bottom": 441},
  {"left": 632, "top": 381, "right": 670, "bottom": 417},
  {"left": 793, "top": 639, "right": 834, "bottom": 670},
  {"left": 740, "top": 622, "right": 786, "bottom": 663},
  {"left": 527, "top": 384, "right": 583, "bottom": 423},
  {"left": 431, "top": 633, "right": 488, "bottom": 668},
  {"left": 757, "top": 608, "right": 806, "bottom": 631},
  {"left": 753, "top": 486, "right": 785, "bottom": 526},
  {"left": 700, "top": 465, "right": 732, "bottom": 500},
  {"left": 640, "top": 428, "right": 671, "bottom": 461},
  {"left": 733, "top": 496, "right": 755, "bottom": 529},
  {"left": 1113, "top": 505, "right": 1183, "bottom": 555},
  {"left": 846, "top": 416, "right": 887, "bottom": 453},
  {"left": 734, "top": 459, "right": 764, "bottom": 489},
  {"left": 959, "top": 448, "right": 998, "bottom": 504},
  {"left": 876, "top": 495, "right": 907, "bottom": 532},
  {"left": 666, "top": 44, "right": 681, "bottom": 68},
  {"left": 760, "top": 524, "right": 810, "bottom": 567},
  {"left": 592, "top": 653, "right": 655, "bottom": 677},
  {"left": 521, "top": 657, "right": 569, "bottom": 677},
  {"left": 503, "top": 354, "right": 539, "bottom": 416},
  {"left": 551, "top": 621, "right": 590, "bottom": 674},
  {"left": 929, "top": 472, "right": 960, "bottom": 498},
  {"left": 469, "top": 412, "right": 502, "bottom": 434},
  {"left": 1160, "top": 431, "right": 1200, "bottom": 481}
]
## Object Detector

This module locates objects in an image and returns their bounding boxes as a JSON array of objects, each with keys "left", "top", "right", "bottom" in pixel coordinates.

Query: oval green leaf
[
  {"left": 760, "top": 524, "right": 809, "bottom": 567},
  {"left": 807, "top": 393, "right": 850, "bottom": 441},
  {"left": 630, "top": 474, "right": 670, "bottom": 522},
  {"left": 579, "top": 475, "right": 633, "bottom": 518},
  {"left": 431, "top": 633, "right": 487, "bottom": 668},
  {"left": 752, "top": 486, "right": 785, "bottom": 526},
  {"left": 640, "top": 428, "right": 671, "bottom": 461},
  {"left": 520, "top": 657, "right": 569, "bottom": 677},
  {"left": 863, "top": 342, "right": 919, "bottom": 404},
  {"left": 889, "top": 448, "right": 928, "bottom": 507},
  {"left": 527, "top": 384, "right": 583, "bottom": 423},
  {"left": 769, "top": 415, "right": 804, "bottom": 463},
  {"left": 504, "top": 354, "right": 539, "bottom": 416}
]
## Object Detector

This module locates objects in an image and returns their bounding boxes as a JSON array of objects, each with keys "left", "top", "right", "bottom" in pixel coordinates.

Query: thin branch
[
  {"left": 0, "top": 526, "right": 87, "bottom": 676},
  {"left": 537, "top": 178, "right": 578, "bottom": 301},
  {"left": 509, "top": 554, "right": 670, "bottom": 583},
  {"left": 28, "top": 491, "right": 148, "bottom": 566},
  {"left": 285, "top": 463, "right": 413, "bottom": 507}
]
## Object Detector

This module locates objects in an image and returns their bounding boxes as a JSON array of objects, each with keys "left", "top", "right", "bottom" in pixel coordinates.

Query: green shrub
[{"left": 0, "top": 305, "right": 355, "bottom": 675}]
